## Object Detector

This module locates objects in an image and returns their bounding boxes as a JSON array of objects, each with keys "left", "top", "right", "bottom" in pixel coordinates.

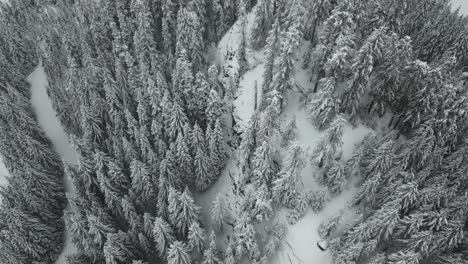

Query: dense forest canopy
[{"left": 0, "top": 0, "right": 468, "bottom": 264}]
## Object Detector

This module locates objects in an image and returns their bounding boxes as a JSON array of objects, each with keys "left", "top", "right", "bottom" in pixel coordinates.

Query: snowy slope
[
  {"left": 27, "top": 64, "right": 78, "bottom": 263},
  {"left": 271, "top": 91, "right": 372, "bottom": 264},
  {"left": 452, "top": 0, "right": 468, "bottom": 15}
]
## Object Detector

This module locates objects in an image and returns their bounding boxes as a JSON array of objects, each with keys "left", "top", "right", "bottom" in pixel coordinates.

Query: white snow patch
[
  {"left": 0, "top": 156, "right": 9, "bottom": 204},
  {"left": 0, "top": 156, "right": 8, "bottom": 187},
  {"left": 233, "top": 63, "right": 264, "bottom": 132},
  {"left": 27, "top": 64, "right": 78, "bottom": 263},
  {"left": 452, "top": 0, "right": 468, "bottom": 15}
]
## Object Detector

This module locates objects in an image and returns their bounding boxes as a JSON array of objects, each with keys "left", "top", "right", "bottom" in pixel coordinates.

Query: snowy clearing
[{"left": 233, "top": 63, "right": 265, "bottom": 132}]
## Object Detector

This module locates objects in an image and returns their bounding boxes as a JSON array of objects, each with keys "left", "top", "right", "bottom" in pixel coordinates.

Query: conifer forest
[{"left": 2, "top": 0, "right": 468, "bottom": 263}]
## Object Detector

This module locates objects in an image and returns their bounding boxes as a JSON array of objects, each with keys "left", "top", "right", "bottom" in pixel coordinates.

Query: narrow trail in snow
[{"left": 27, "top": 63, "right": 78, "bottom": 263}]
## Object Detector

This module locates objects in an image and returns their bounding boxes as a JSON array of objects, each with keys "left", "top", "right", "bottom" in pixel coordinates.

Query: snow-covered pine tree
[
  {"left": 281, "top": 116, "right": 297, "bottom": 146},
  {"left": 251, "top": 183, "right": 273, "bottom": 222},
  {"left": 161, "top": 0, "right": 177, "bottom": 74},
  {"left": 288, "top": 191, "right": 309, "bottom": 224},
  {"left": 252, "top": 139, "right": 275, "bottom": 185},
  {"left": 175, "top": 7, "right": 204, "bottom": 73},
  {"left": 264, "top": 222, "right": 287, "bottom": 256},
  {"left": 223, "top": 239, "right": 236, "bottom": 264},
  {"left": 308, "top": 189, "right": 327, "bottom": 213},
  {"left": 306, "top": 77, "right": 340, "bottom": 130},
  {"left": 269, "top": 17, "right": 302, "bottom": 101},
  {"left": 166, "top": 99, "right": 189, "bottom": 140},
  {"left": 307, "top": 4, "right": 355, "bottom": 89},
  {"left": 153, "top": 217, "right": 176, "bottom": 257},
  {"left": 237, "top": 0, "right": 248, "bottom": 75},
  {"left": 208, "top": 119, "right": 228, "bottom": 174},
  {"left": 323, "top": 161, "right": 347, "bottom": 195},
  {"left": 187, "top": 221, "right": 205, "bottom": 254},
  {"left": 194, "top": 140, "right": 212, "bottom": 191},
  {"left": 212, "top": 0, "right": 227, "bottom": 43},
  {"left": 130, "top": 159, "right": 157, "bottom": 207},
  {"left": 303, "top": 0, "right": 336, "bottom": 43},
  {"left": 237, "top": 112, "right": 260, "bottom": 183},
  {"left": 233, "top": 212, "right": 257, "bottom": 259},
  {"left": 167, "top": 241, "right": 191, "bottom": 264},
  {"left": 311, "top": 115, "right": 346, "bottom": 170},
  {"left": 272, "top": 142, "right": 306, "bottom": 207},
  {"left": 202, "top": 232, "right": 220, "bottom": 264},
  {"left": 176, "top": 133, "right": 194, "bottom": 185},
  {"left": 318, "top": 209, "right": 344, "bottom": 238},
  {"left": 205, "top": 89, "right": 226, "bottom": 124},
  {"left": 191, "top": 71, "right": 210, "bottom": 120},
  {"left": 212, "top": 193, "right": 227, "bottom": 233},
  {"left": 250, "top": 0, "right": 273, "bottom": 49},
  {"left": 262, "top": 18, "right": 281, "bottom": 94},
  {"left": 341, "top": 26, "right": 387, "bottom": 120},
  {"left": 176, "top": 187, "right": 201, "bottom": 235}
]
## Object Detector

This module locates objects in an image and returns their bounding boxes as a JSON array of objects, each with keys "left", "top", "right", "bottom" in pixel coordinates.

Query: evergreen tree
[
  {"left": 153, "top": 217, "right": 176, "bottom": 257},
  {"left": 272, "top": 142, "right": 306, "bottom": 207},
  {"left": 194, "top": 143, "right": 212, "bottom": 191},
  {"left": 281, "top": 116, "right": 297, "bottom": 146},
  {"left": 264, "top": 223, "right": 287, "bottom": 256},
  {"left": 212, "top": 0, "right": 227, "bottom": 43},
  {"left": 237, "top": 0, "right": 248, "bottom": 75},
  {"left": 176, "top": 187, "right": 201, "bottom": 235},
  {"left": 212, "top": 193, "right": 227, "bottom": 233},
  {"left": 172, "top": 49, "right": 195, "bottom": 108},
  {"left": 311, "top": 115, "right": 346, "bottom": 169},
  {"left": 202, "top": 232, "right": 220, "bottom": 264},
  {"left": 318, "top": 210, "right": 344, "bottom": 238},
  {"left": 341, "top": 27, "right": 387, "bottom": 120},
  {"left": 205, "top": 89, "right": 226, "bottom": 124},
  {"left": 166, "top": 99, "right": 189, "bottom": 140},
  {"left": 176, "top": 7, "right": 204, "bottom": 73},
  {"left": 252, "top": 139, "right": 275, "bottom": 185},
  {"left": 306, "top": 77, "right": 340, "bottom": 130},
  {"left": 176, "top": 133, "right": 194, "bottom": 185},
  {"left": 262, "top": 18, "right": 281, "bottom": 94},
  {"left": 187, "top": 221, "right": 205, "bottom": 254},
  {"left": 324, "top": 161, "right": 347, "bottom": 195},
  {"left": 288, "top": 191, "right": 309, "bottom": 224},
  {"left": 308, "top": 189, "right": 327, "bottom": 213},
  {"left": 167, "top": 241, "right": 191, "bottom": 264},
  {"left": 223, "top": 239, "right": 236, "bottom": 264},
  {"left": 269, "top": 19, "right": 302, "bottom": 108},
  {"left": 233, "top": 212, "right": 256, "bottom": 258},
  {"left": 207, "top": 119, "right": 227, "bottom": 174},
  {"left": 250, "top": 0, "right": 273, "bottom": 49}
]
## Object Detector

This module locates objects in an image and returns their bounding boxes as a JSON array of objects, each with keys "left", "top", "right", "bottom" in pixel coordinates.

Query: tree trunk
[
  {"left": 313, "top": 71, "right": 323, "bottom": 93},
  {"left": 254, "top": 80, "right": 258, "bottom": 111}
]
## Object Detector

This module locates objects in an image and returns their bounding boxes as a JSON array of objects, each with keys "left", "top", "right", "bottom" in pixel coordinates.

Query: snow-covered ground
[
  {"left": 27, "top": 64, "right": 78, "bottom": 263},
  {"left": 233, "top": 63, "right": 264, "bottom": 131},
  {"left": 452, "top": 0, "right": 468, "bottom": 14},
  {"left": 0, "top": 156, "right": 9, "bottom": 203}
]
